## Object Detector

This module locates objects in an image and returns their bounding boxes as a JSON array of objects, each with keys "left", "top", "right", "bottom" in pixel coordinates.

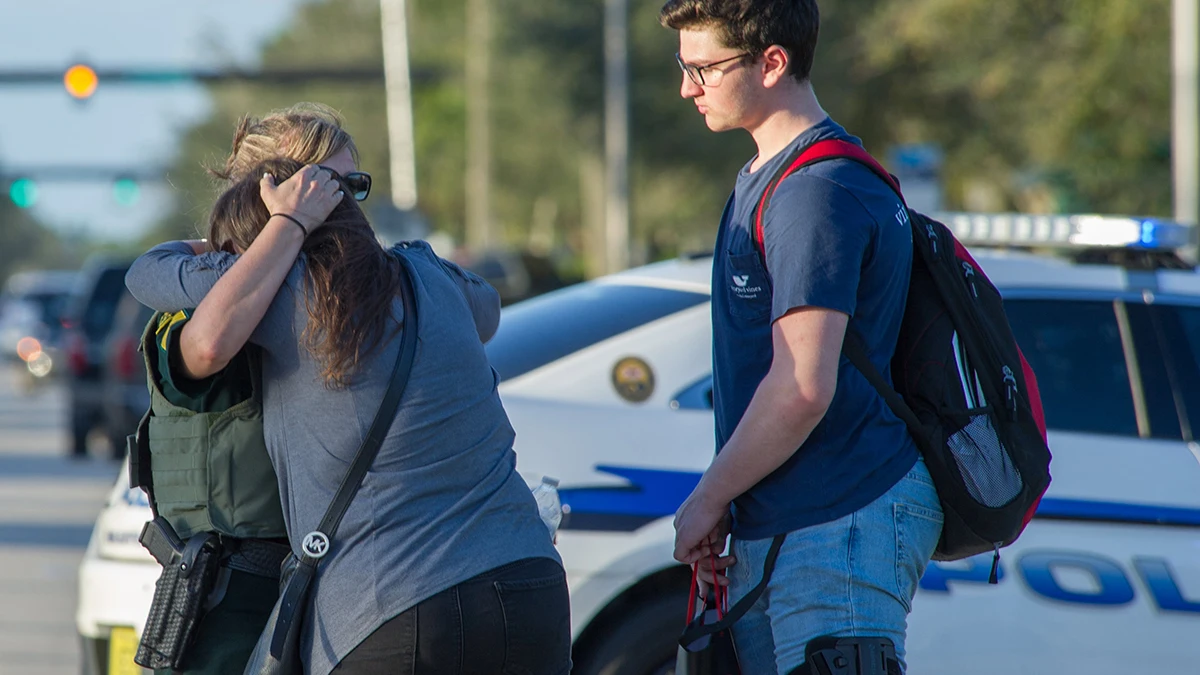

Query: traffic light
[
  {"left": 63, "top": 64, "right": 98, "bottom": 100},
  {"left": 113, "top": 178, "right": 140, "bottom": 206},
  {"left": 9, "top": 178, "right": 38, "bottom": 208}
]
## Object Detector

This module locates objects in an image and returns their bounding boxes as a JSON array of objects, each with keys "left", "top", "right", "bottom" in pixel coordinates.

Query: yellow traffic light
[{"left": 64, "top": 64, "right": 98, "bottom": 99}]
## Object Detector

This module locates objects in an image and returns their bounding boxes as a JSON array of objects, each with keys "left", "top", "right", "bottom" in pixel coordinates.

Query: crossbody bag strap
[{"left": 299, "top": 251, "right": 421, "bottom": 564}]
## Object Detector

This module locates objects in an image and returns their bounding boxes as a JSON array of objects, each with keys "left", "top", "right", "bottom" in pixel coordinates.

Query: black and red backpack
[{"left": 754, "top": 139, "right": 1053, "bottom": 576}]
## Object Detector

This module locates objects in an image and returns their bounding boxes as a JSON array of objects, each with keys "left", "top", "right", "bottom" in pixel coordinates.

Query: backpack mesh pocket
[{"left": 947, "top": 412, "right": 1023, "bottom": 507}]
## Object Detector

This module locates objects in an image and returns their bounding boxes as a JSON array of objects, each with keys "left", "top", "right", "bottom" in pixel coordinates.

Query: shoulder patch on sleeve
[{"left": 157, "top": 310, "right": 191, "bottom": 351}]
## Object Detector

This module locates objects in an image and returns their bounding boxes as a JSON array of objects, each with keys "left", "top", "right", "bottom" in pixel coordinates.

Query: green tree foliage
[
  {"left": 149, "top": 0, "right": 1175, "bottom": 270},
  {"left": 829, "top": 0, "right": 1171, "bottom": 215},
  {"left": 148, "top": 0, "right": 752, "bottom": 263}
]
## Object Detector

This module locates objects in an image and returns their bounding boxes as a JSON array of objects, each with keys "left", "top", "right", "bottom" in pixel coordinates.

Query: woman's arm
[
  {"left": 125, "top": 242, "right": 235, "bottom": 311},
  {"left": 433, "top": 253, "right": 502, "bottom": 343},
  {"left": 178, "top": 166, "right": 344, "bottom": 378}
]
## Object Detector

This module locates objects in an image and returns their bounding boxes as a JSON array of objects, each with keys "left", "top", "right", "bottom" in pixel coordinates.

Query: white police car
[{"left": 78, "top": 214, "right": 1200, "bottom": 674}]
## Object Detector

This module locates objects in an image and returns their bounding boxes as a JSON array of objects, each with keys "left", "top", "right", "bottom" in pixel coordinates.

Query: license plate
[{"left": 108, "top": 626, "right": 142, "bottom": 675}]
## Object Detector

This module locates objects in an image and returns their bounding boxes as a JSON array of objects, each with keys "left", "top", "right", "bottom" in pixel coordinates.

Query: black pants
[{"left": 333, "top": 557, "right": 572, "bottom": 675}]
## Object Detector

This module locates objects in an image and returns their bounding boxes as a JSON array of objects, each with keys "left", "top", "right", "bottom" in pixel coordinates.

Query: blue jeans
[{"left": 728, "top": 459, "right": 943, "bottom": 674}]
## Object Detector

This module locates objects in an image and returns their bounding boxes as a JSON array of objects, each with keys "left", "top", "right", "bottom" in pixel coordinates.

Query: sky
[{"left": 0, "top": 0, "right": 311, "bottom": 242}]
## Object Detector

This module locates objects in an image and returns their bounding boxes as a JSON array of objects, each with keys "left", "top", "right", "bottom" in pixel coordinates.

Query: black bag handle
[{"left": 679, "top": 533, "right": 785, "bottom": 648}]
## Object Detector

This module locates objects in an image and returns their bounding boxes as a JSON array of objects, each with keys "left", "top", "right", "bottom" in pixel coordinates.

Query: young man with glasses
[{"left": 661, "top": 1, "right": 943, "bottom": 673}]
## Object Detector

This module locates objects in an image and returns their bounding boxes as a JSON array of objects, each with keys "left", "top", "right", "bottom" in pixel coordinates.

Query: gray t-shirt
[{"left": 126, "top": 239, "right": 559, "bottom": 675}]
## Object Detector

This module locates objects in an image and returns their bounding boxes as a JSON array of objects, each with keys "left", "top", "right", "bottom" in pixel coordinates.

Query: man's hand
[
  {"left": 693, "top": 546, "right": 736, "bottom": 600},
  {"left": 260, "top": 164, "right": 344, "bottom": 234},
  {"left": 673, "top": 488, "right": 732, "bottom": 564}
]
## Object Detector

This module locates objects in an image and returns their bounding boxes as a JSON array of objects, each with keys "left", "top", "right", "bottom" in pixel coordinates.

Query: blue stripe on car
[{"left": 559, "top": 466, "right": 1200, "bottom": 532}]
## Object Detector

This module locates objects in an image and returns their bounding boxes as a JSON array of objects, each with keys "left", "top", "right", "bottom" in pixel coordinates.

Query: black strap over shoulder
[
  {"left": 841, "top": 331, "right": 922, "bottom": 436},
  {"left": 749, "top": 140, "right": 923, "bottom": 439},
  {"left": 270, "top": 251, "right": 421, "bottom": 658},
  {"left": 308, "top": 251, "right": 420, "bottom": 556}
]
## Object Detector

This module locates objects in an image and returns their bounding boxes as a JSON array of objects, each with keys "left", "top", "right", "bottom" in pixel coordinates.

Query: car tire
[{"left": 573, "top": 593, "right": 685, "bottom": 675}]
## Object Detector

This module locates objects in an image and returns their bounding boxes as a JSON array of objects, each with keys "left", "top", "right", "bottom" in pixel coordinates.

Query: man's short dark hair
[{"left": 659, "top": 0, "right": 820, "bottom": 83}]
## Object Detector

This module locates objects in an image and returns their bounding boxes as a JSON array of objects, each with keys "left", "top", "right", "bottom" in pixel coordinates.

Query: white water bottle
[{"left": 532, "top": 476, "right": 563, "bottom": 542}]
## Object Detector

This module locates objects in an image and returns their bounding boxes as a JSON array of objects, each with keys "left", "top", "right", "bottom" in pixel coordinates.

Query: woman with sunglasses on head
[
  {"left": 129, "top": 104, "right": 380, "bottom": 675},
  {"left": 126, "top": 155, "right": 571, "bottom": 675}
]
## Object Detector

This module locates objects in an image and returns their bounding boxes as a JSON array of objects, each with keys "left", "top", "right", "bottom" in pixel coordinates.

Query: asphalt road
[{"left": 0, "top": 367, "right": 121, "bottom": 675}]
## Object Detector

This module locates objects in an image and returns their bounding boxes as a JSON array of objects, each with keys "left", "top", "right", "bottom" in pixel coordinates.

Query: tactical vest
[{"left": 135, "top": 313, "right": 287, "bottom": 540}]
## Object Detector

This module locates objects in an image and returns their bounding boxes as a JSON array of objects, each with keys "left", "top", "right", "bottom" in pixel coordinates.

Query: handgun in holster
[{"left": 139, "top": 516, "right": 185, "bottom": 568}]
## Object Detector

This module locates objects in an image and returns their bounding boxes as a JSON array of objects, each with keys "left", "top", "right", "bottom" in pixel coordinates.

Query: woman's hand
[{"left": 260, "top": 164, "right": 344, "bottom": 234}]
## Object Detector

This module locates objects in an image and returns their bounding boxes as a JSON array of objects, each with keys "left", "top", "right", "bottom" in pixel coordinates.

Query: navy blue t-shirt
[{"left": 712, "top": 117, "right": 919, "bottom": 540}]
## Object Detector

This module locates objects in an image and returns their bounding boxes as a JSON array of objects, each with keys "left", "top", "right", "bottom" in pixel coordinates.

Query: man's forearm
[{"left": 696, "top": 368, "right": 830, "bottom": 507}]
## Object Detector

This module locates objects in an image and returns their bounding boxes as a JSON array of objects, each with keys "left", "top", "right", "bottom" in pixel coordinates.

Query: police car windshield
[{"left": 485, "top": 282, "right": 708, "bottom": 381}]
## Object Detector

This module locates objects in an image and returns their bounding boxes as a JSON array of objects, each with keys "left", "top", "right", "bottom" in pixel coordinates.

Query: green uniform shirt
[{"left": 154, "top": 310, "right": 252, "bottom": 413}]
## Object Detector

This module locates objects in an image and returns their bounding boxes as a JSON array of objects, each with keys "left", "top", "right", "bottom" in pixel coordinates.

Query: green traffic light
[
  {"left": 113, "top": 178, "right": 140, "bottom": 206},
  {"left": 9, "top": 179, "right": 38, "bottom": 208}
]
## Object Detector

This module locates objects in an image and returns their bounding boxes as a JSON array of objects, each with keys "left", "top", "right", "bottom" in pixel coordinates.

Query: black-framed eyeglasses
[
  {"left": 675, "top": 52, "right": 752, "bottom": 87},
  {"left": 320, "top": 165, "right": 372, "bottom": 202}
]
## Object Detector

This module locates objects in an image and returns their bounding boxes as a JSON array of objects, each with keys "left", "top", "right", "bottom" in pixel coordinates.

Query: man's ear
[{"left": 760, "top": 45, "right": 791, "bottom": 88}]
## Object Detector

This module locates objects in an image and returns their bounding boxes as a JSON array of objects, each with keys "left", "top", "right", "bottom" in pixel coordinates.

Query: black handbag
[
  {"left": 243, "top": 253, "right": 420, "bottom": 675},
  {"left": 676, "top": 534, "right": 785, "bottom": 675}
]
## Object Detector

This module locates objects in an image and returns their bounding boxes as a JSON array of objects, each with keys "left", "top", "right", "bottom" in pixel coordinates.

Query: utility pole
[
  {"left": 465, "top": 0, "right": 493, "bottom": 252},
  {"left": 604, "top": 0, "right": 630, "bottom": 273},
  {"left": 381, "top": 0, "right": 419, "bottom": 212},
  {"left": 1173, "top": 0, "right": 1199, "bottom": 227}
]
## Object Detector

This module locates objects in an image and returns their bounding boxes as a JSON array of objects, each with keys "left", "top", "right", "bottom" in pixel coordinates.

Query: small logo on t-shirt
[
  {"left": 730, "top": 274, "right": 763, "bottom": 299},
  {"left": 895, "top": 205, "right": 910, "bottom": 228}
]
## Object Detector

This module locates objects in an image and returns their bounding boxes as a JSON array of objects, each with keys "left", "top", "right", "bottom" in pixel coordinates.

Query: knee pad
[{"left": 788, "top": 636, "right": 903, "bottom": 675}]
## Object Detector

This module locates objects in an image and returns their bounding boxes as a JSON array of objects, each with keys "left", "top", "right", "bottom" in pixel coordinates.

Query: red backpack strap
[{"left": 752, "top": 139, "right": 905, "bottom": 260}]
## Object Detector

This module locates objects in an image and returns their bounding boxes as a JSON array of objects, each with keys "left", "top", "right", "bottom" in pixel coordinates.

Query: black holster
[
  {"left": 133, "top": 517, "right": 224, "bottom": 671},
  {"left": 789, "top": 636, "right": 903, "bottom": 675}
]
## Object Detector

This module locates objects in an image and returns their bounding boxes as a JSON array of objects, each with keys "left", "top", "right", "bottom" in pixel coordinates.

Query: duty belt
[{"left": 223, "top": 538, "right": 291, "bottom": 578}]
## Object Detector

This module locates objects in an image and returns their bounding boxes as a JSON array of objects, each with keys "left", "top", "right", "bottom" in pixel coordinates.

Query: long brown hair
[{"left": 208, "top": 158, "right": 403, "bottom": 389}]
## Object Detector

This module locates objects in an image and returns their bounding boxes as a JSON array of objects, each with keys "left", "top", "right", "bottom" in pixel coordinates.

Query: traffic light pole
[{"left": 0, "top": 67, "right": 398, "bottom": 86}]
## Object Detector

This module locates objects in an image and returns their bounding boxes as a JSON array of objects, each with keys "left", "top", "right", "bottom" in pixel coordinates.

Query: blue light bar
[{"left": 933, "top": 213, "right": 1199, "bottom": 252}]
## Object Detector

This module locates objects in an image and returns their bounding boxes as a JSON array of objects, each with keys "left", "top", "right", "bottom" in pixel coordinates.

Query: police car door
[{"left": 906, "top": 290, "right": 1200, "bottom": 674}]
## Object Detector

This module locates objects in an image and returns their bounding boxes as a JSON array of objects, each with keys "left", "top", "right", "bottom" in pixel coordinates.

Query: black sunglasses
[{"left": 320, "top": 166, "right": 372, "bottom": 202}]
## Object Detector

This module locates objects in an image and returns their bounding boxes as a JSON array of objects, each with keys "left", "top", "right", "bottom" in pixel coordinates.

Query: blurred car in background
[
  {"left": 466, "top": 249, "right": 574, "bottom": 305},
  {"left": 0, "top": 269, "right": 79, "bottom": 388},
  {"left": 101, "top": 291, "right": 154, "bottom": 456},
  {"left": 78, "top": 216, "right": 1200, "bottom": 675},
  {"left": 77, "top": 458, "right": 156, "bottom": 675},
  {"left": 63, "top": 257, "right": 133, "bottom": 459}
]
